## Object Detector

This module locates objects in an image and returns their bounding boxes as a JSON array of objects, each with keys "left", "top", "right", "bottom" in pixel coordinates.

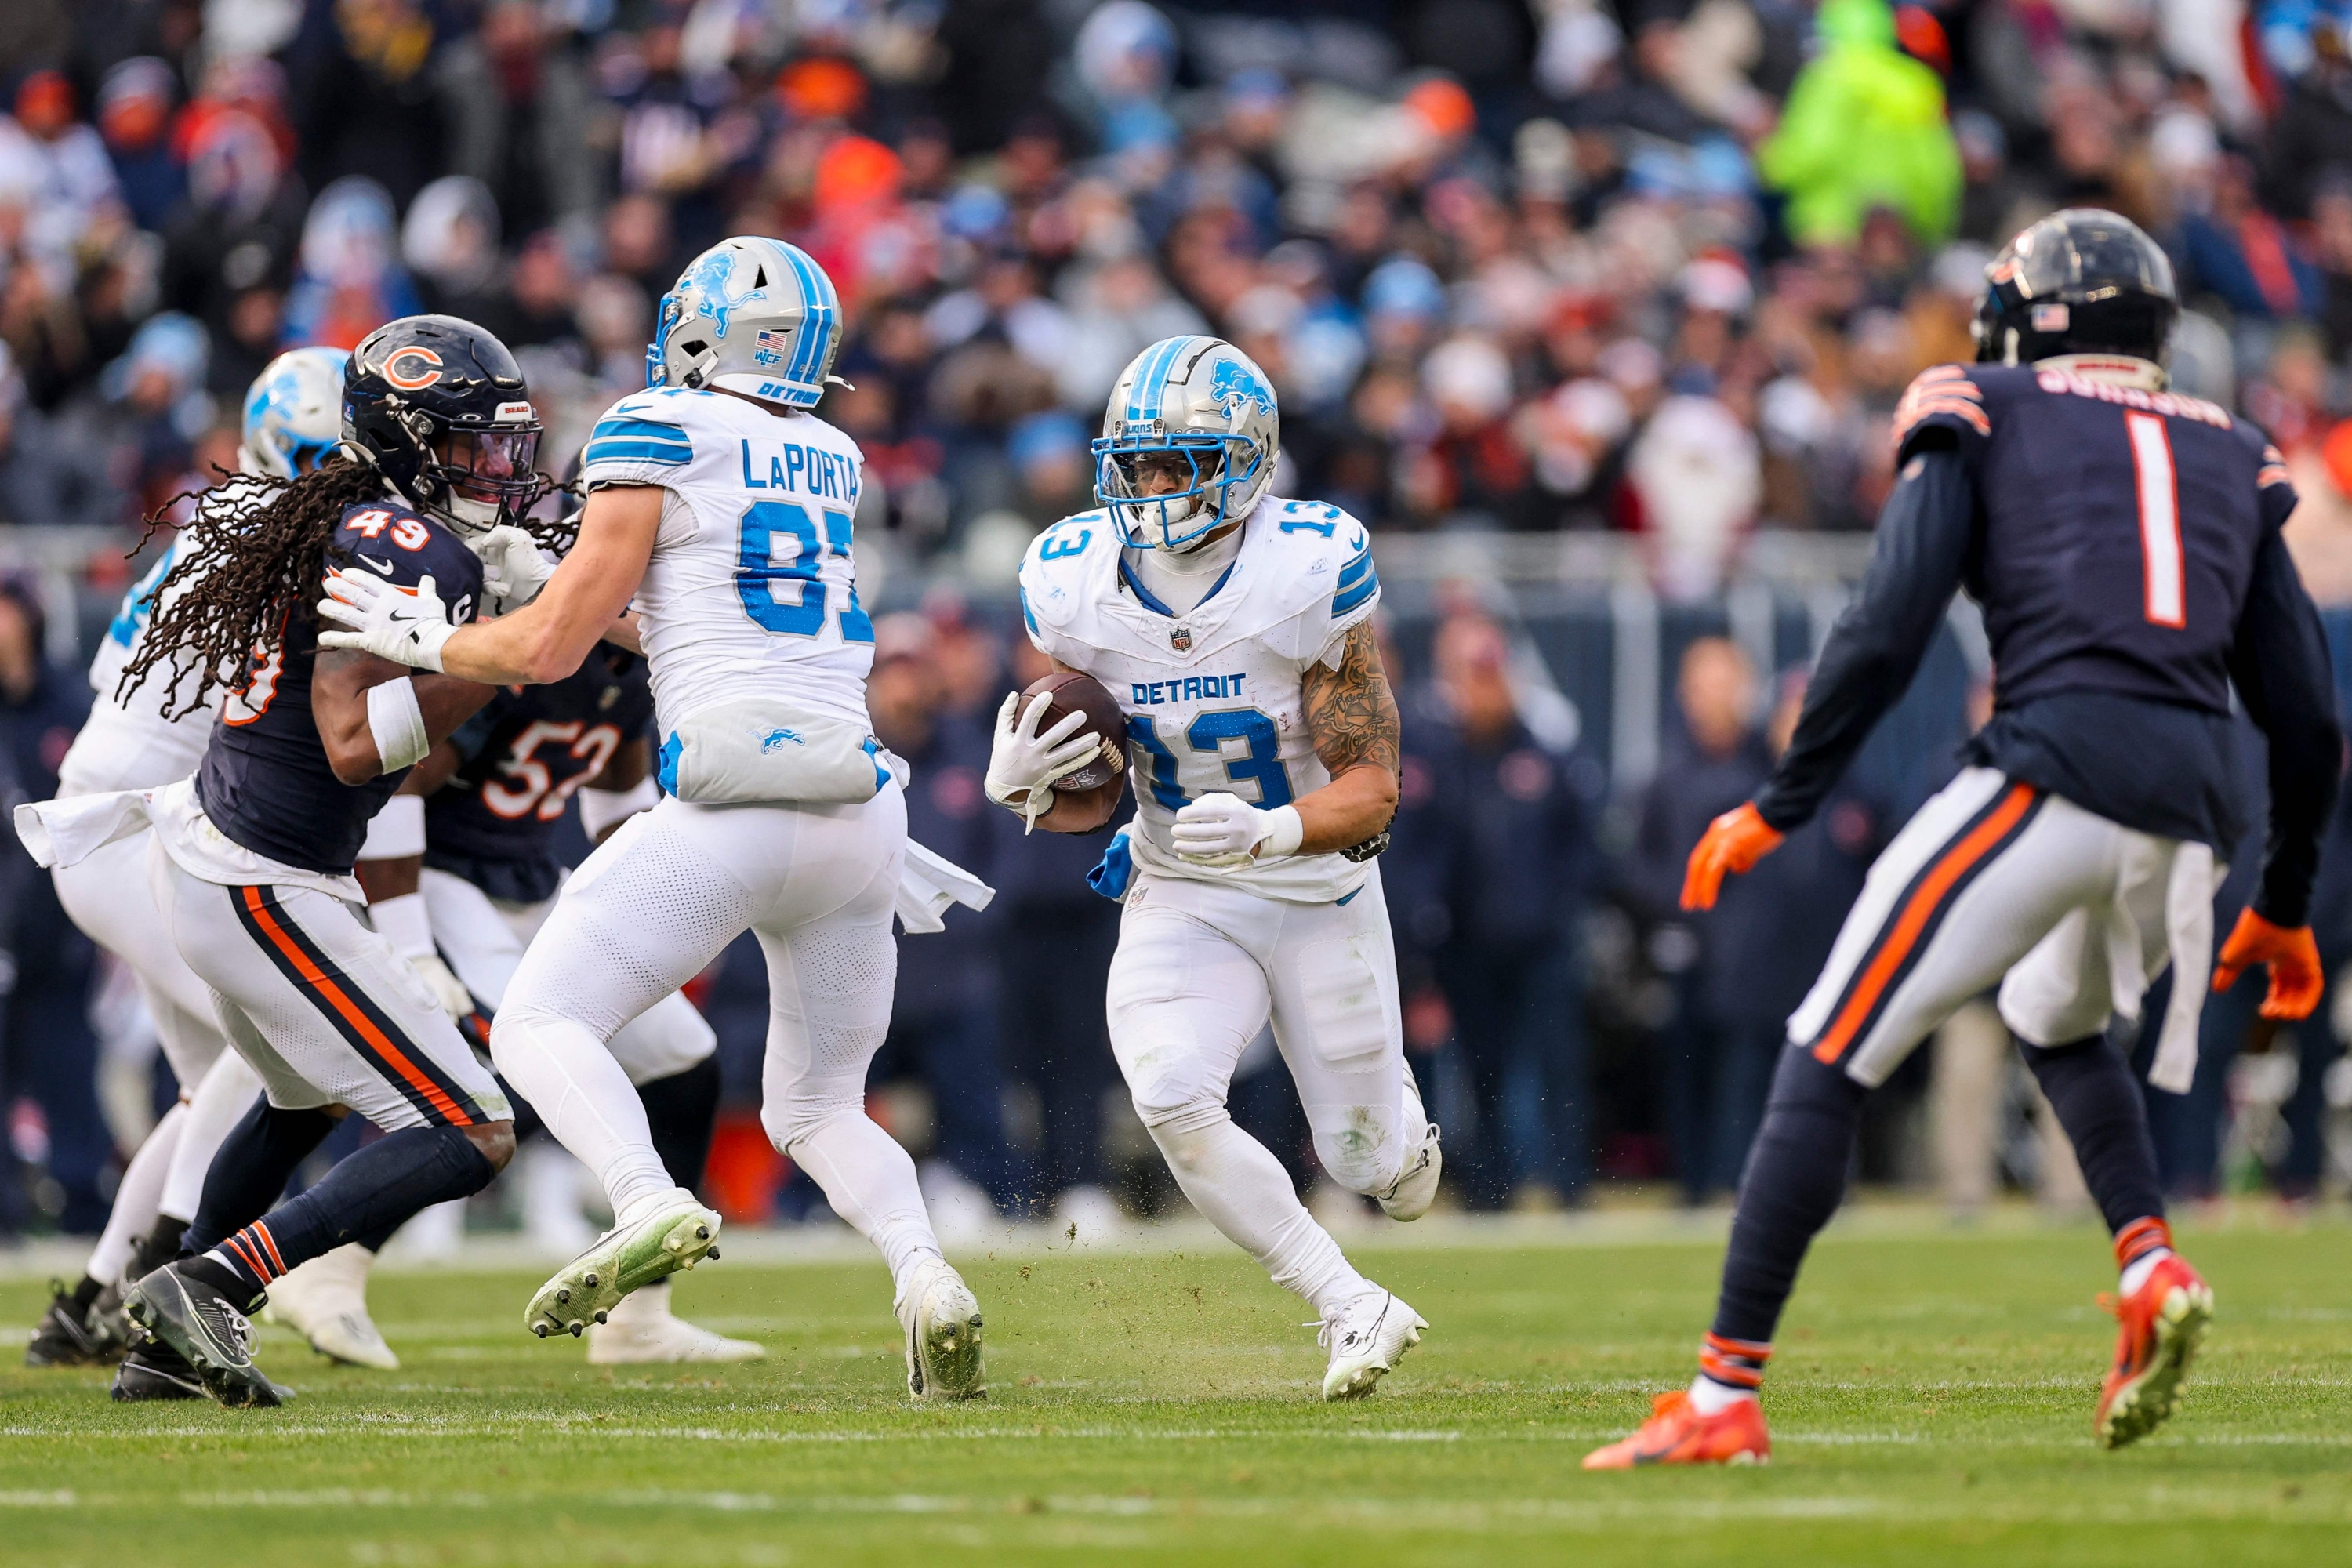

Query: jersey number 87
[{"left": 734, "top": 500, "right": 876, "bottom": 643}]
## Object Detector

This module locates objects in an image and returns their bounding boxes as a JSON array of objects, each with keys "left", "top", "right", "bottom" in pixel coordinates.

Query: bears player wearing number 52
[
  {"left": 994, "top": 336, "right": 1443, "bottom": 1400},
  {"left": 1585, "top": 210, "right": 2342, "bottom": 1468}
]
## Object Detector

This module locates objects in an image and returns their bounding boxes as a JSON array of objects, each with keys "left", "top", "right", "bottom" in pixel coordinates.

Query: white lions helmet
[
  {"left": 239, "top": 346, "right": 350, "bottom": 477},
  {"left": 647, "top": 236, "right": 842, "bottom": 408},
  {"left": 1095, "top": 336, "right": 1279, "bottom": 551}
]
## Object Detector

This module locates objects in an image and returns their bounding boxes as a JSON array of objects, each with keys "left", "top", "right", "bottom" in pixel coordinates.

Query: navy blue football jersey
[
  {"left": 1894, "top": 361, "right": 2295, "bottom": 717},
  {"left": 424, "top": 648, "right": 654, "bottom": 903},
  {"left": 1759, "top": 358, "right": 2339, "bottom": 924},
  {"left": 194, "top": 500, "right": 485, "bottom": 874}
]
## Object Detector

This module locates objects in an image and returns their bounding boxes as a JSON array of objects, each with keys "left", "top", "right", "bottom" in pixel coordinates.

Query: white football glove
[
  {"left": 318, "top": 569, "right": 456, "bottom": 671},
  {"left": 475, "top": 524, "right": 554, "bottom": 617},
  {"left": 1172, "top": 792, "right": 1304, "bottom": 867},
  {"left": 984, "top": 691, "right": 1102, "bottom": 833}
]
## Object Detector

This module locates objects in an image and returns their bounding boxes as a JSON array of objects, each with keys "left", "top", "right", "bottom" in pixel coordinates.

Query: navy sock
[
  {"left": 2018, "top": 1033, "right": 2166, "bottom": 1236},
  {"left": 640, "top": 1058, "right": 722, "bottom": 1192},
  {"left": 210, "top": 1127, "right": 496, "bottom": 1291},
  {"left": 1709, "top": 1044, "right": 1868, "bottom": 1350},
  {"left": 183, "top": 1102, "right": 339, "bottom": 1256}
]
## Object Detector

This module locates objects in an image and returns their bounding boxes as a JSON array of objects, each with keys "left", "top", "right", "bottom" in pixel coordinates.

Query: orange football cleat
[
  {"left": 2094, "top": 1252, "right": 2212, "bottom": 1450},
  {"left": 1582, "top": 1391, "right": 1772, "bottom": 1469}
]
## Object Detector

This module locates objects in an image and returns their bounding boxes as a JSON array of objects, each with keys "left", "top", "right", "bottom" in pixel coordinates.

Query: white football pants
[
  {"left": 1106, "top": 865, "right": 1406, "bottom": 1316},
  {"left": 153, "top": 844, "right": 508, "bottom": 1131},
  {"left": 56, "top": 828, "right": 238, "bottom": 1285},
  {"left": 421, "top": 867, "right": 714, "bottom": 1086},
  {"left": 492, "top": 786, "right": 942, "bottom": 1281},
  {"left": 1791, "top": 767, "right": 2212, "bottom": 1086},
  {"left": 56, "top": 829, "right": 228, "bottom": 1088}
]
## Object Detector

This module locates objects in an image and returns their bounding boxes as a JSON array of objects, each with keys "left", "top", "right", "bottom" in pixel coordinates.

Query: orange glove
[
  {"left": 2211, "top": 907, "right": 2325, "bottom": 1020},
  {"left": 1680, "top": 803, "right": 1786, "bottom": 911}
]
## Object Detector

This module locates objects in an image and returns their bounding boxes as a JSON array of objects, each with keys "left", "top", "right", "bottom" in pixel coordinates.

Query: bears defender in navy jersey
[
  {"left": 195, "top": 499, "right": 485, "bottom": 875},
  {"left": 1753, "top": 358, "right": 2336, "bottom": 929},
  {"left": 1588, "top": 210, "right": 2339, "bottom": 1472},
  {"left": 425, "top": 649, "right": 653, "bottom": 902},
  {"left": 23, "top": 315, "right": 536, "bottom": 1407}
]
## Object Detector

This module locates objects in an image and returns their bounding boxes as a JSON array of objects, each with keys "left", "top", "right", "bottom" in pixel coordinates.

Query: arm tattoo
[{"left": 1303, "top": 621, "right": 1401, "bottom": 780}]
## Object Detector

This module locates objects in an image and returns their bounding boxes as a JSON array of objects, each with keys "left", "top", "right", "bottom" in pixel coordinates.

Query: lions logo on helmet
[
  {"left": 239, "top": 346, "right": 350, "bottom": 479},
  {"left": 1095, "top": 336, "right": 1280, "bottom": 552},
  {"left": 648, "top": 237, "right": 843, "bottom": 408}
]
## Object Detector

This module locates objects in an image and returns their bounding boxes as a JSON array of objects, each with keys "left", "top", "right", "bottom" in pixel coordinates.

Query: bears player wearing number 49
[
  {"left": 995, "top": 336, "right": 1441, "bottom": 1400},
  {"left": 1585, "top": 210, "right": 2342, "bottom": 1468}
]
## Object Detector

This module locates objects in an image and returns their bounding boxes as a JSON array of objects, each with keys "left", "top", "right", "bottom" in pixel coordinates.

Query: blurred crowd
[
  {"left": 4, "top": 0, "right": 2352, "bottom": 590},
  {"left": 5, "top": 0, "right": 2352, "bottom": 1236}
]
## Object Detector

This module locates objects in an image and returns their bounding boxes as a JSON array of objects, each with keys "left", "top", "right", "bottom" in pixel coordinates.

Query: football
[{"left": 1022, "top": 669, "right": 1128, "bottom": 793}]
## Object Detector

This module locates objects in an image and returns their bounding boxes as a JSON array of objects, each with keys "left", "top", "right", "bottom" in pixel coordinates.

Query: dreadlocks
[
  {"left": 119, "top": 457, "right": 389, "bottom": 720},
  {"left": 119, "top": 452, "right": 578, "bottom": 720}
]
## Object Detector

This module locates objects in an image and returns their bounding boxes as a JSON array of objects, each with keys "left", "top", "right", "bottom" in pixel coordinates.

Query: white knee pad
[{"left": 1305, "top": 1103, "right": 1403, "bottom": 1196}]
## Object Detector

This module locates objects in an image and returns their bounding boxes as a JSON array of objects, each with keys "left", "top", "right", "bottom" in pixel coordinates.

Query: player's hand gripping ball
[{"left": 984, "top": 671, "right": 1127, "bottom": 833}]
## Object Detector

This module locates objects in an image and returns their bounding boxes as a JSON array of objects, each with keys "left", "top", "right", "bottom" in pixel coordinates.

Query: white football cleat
[
  {"left": 895, "top": 1256, "right": 985, "bottom": 1400},
  {"left": 1317, "top": 1288, "right": 1427, "bottom": 1400},
  {"left": 586, "top": 1280, "right": 764, "bottom": 1364},
  {"left": 260, "top": 1243, "right": 398, "bottom": 1370},
  {"left": 1378, "top": 1073, "right": 1442, "bottom": 1222},
  {"left": 526, "top": 1187, "right": 721, "bottom": 1341}
]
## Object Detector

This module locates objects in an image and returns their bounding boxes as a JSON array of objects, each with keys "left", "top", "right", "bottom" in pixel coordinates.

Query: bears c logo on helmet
[{"left": 383, "top": 347, "right": 445, "bottom": 390}]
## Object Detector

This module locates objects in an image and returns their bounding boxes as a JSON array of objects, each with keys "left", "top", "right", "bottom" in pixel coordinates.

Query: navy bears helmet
[
  {"left": 1973, "top": 209, "right": 2179, "bottom": 368},
  {"left": 345, "top": 314, "right": 545, "bottom": 539}
]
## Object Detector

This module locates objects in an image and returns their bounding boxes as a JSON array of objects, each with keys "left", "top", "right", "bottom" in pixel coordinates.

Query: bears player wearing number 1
[
  {"left": 1584, "top": 211, "right": 2342, "bottom": 1467},
  {"left": 995, "top": 336, "right": 1441, "bottom": 1399}
]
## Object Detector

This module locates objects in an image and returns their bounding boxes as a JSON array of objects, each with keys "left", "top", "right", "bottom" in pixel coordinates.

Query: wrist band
[
  {"left": 579, "top": 777, "right": 659, "bottom": 838},
  {"left": 1258, "top": 804, "right": 1305, "bottom": 860},
  {"left": 368, "top": 889, "right": 435, "bottom": 960},
  {"left": 360, "top": 793, "right": 426, "bottom": 859},
  {"left": 366, "top": 677, "right": 431, "bottom": 771}
]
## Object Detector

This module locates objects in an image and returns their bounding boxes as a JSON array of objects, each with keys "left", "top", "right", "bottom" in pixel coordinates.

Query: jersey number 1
[{"left": 2125, "top": 412, "right": 2185, "bottom": 630}]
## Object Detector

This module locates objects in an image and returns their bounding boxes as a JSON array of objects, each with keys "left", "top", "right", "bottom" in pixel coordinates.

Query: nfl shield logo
[{"left": 1170, "top": 626, "right": 1192, "bottom": 652}]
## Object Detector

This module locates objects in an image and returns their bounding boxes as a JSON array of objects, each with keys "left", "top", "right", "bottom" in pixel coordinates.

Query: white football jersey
[
  {"left": 579, "top": 386, "right": 875, "bottom": 735},
  {"left": 59, "top": 478, "right": 265, "bottom": 796},
  {"left": 1019, "top": 495, "right": 1381, "bottom": 904}
]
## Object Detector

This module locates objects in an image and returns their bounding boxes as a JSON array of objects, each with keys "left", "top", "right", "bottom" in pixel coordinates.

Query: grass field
[{"left": 1, "top": 1212, "right": 2347, "bottom": 1566}]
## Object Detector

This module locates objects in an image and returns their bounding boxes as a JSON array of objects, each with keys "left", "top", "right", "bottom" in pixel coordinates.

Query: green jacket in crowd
[{"left": 1757, "top": 0, "right": 1962, "bottom": 247}]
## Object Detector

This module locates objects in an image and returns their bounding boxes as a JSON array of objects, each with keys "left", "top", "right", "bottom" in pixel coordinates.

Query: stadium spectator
[
  {"left": 865, "top": 614, "right": 1020, "bottom": 1233},
  {"left": 1630, "top": 637, "right": 1771, "bottom": 1203},
  {"left": 0, "top": 576, "right": 105, "bottom": 1233},
  {"left": 1417, "top": 609, "right": 1602, "bottom": 1208}
]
